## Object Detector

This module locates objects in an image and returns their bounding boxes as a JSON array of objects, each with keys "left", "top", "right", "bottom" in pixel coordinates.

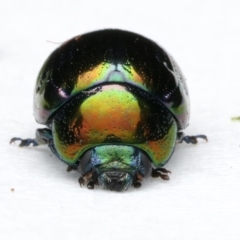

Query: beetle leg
[
  {"left": 133, "top": 173, "right": 143, "bottom": 188},
  {"left": 78, "top": 171, "right": 98, "bottom": 190},
  {"left": 10, "top": 128, "right": 52, "bottom": 147},
  {"left": 87, "top": 181, "right": 95, "bottom": 189},
  {"left": 78, "top": 176, "right": 85, "bottom": 187},
  {"left": 151, "top": 168, "right": 171, "bottom": 180},
  {"left": 66, "top": 165, "right": 77, "bottom": 172},
  {"left": 133, "top": 182, "right": 141, "bottom": 188},
  {"left": 10, "top": 137, "right": 38, "bottom": 146},
  {"left": 177, "top": 132, "right": 208, "bottom": 144}
]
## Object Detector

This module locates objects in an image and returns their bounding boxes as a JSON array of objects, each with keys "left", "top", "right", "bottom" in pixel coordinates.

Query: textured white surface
[{"left": 1, "top": 0, "right": 240, "bottom": 239}]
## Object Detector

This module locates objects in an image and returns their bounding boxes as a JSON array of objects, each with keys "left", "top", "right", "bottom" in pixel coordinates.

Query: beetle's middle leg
[
  {"left": 10, "top": 128, "right": 52, "bottom": 147},
  {"left": 177, "top": 132, "right": 208, "bottom": 144}
]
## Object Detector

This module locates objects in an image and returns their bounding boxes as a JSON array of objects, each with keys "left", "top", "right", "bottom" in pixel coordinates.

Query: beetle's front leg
[
  {"left": 177, "top": 132, "right": 208, "bottom": 144},
  {"left": 10, "top": 128, "right": 52, "bottom": 147},
  {"left": 78, "top": 171, "right": 99, "bottom": 190},
  {"left": 132, "top": 173, "right": 144, "bottom": 188}
]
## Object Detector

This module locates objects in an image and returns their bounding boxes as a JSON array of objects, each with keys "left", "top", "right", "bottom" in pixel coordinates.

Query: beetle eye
[
  {"left": 77, "top": 149, "right": 92, "bottom": 174},
  {"left": 140, "top": 151, "right": 152, "bottom": 177}
]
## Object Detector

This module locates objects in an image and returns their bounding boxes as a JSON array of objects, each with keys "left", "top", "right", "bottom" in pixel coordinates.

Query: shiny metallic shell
[
  {"left": 34, "top": 29, "right": 190, "bottom": 129},
  {"left": 50, "top": 84, "right": 178, "bottom": 166}
]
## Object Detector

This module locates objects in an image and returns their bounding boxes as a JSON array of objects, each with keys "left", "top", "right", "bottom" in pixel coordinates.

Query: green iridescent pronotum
[{"left": 10, "top": 29, "right": 207, "bottom": 191}]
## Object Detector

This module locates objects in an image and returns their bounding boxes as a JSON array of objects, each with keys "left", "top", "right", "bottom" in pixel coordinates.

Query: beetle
[{"left": 10, "top": 29, "right": 207, "bottom": 191}]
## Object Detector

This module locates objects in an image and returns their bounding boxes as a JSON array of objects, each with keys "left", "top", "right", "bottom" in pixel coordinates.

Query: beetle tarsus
[
  {"left": 179, "top": 134, "right": 208, "bottom": 144},
  {"left": 151, "top": 168, "right": 171, "bottom": 180},
  {"left": 78, "top": 171, "right": 99, "bottom": 189},
  {"left": 78, "top": 176, "right": 85, "bottom": 187},
  {"left": 10, "top": 129, "right": 52, "bottom": 147},
  {"left": 87, "top": 181, "right": 95, "bottom": 189},
  {"left": 66, "top": 165, "right": 77, "bottom": 172},
  {"left": 10, "top": 137, "right": 39, "bottom": 147},
  {"left": 133, "top": 181, "right": 142, "bottom": 188},
  {"left": 133, "top": 173, "right": 143, "bottom": 188}
]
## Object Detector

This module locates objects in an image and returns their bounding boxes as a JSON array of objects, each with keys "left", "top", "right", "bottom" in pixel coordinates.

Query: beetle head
[
  {"left": 78, "top": 145, "right": 151, "bottom": 191},
  {"left": 98, "top": 171, "right": 133, "bottom": 191}
]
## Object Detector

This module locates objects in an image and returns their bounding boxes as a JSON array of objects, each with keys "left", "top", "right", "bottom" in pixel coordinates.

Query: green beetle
[{"left": 11, "top": 29, "right": 207, "bottom": 191}]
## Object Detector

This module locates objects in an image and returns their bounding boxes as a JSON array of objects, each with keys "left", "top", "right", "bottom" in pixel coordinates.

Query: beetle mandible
[{"left": 11, "top": 29, "right": 207, "bottom": 191}]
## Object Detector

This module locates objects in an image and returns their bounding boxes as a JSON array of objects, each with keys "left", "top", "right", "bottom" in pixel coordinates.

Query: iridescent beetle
[{"left": 11, "top": 29, "right": 207, "bottom": 191}]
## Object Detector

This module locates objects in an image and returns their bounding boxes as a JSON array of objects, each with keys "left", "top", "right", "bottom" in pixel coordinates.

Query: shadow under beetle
[{"left": 10, "top": 29, "right": 207, "bottom": 191}]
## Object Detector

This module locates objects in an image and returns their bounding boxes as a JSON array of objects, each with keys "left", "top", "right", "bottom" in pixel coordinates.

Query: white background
[{"left": 1, "top": 0, "right": 240, "bottom": 239}]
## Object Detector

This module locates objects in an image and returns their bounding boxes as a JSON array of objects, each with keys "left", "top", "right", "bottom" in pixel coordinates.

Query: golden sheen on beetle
[{"left": 10, "top": 29, "right": 207, "bottom": 191}]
